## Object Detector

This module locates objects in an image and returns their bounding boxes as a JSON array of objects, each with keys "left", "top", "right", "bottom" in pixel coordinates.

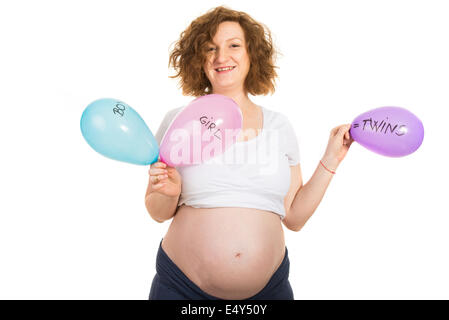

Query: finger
[
  {"left": 346, "top": 125, "right": 353, "bottom": 140},
  {"left": 331, "top": 124, "right": 348, "bottom": 135},
  {"left": 334, "top": 126, "right": 345, "bottom": 139},
  {"left": 344, "top": 128, "right": 355, "bottom": 145},
  {"left": 151, "top": 175, "right": 163, "bottom": 184},
  {"left": 330, "top": 126, "right": 340, "bottom": 136},
  {"left": 149, "top": 168, "right": 168, "bottom": 175},
  {"left": 338, "top": 124, "right": 351, "bottom": 137},
  {"left": 152, "top": 182, "right": 165, "bottom": 189},
  {"left": 343, "top": 138, "right": 353, "bottom": 147},
  {"left": 345, "top": 125, "right": 351, "bottom": 139},
  {"left": 158, "top": 162, "right": 167, "bottom": 168},
  {"left": 151, "top": 175, "right": 167, "bottom": 184},
  {"left": 151, "top": 162, "right": 167, "bottom": 169}
]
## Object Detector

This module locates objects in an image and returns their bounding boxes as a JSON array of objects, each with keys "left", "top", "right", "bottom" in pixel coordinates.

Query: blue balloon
[{"left": 80, "top": 98, "right": 159, "bottom": 165}]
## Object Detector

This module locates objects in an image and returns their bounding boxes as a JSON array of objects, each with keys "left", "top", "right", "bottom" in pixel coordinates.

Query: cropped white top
[{"left": 154, "top": 105, "right": 300, "bottom": 219}]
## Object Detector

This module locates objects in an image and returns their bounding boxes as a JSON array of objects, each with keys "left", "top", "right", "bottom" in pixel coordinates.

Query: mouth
[{"left": 214, "top": 66, "right": 236, "bottom": 73}]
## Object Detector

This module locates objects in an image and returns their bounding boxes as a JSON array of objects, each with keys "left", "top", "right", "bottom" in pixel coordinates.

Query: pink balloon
[{"left": 159, "top": 94, "right": 243, "bottom": 167}]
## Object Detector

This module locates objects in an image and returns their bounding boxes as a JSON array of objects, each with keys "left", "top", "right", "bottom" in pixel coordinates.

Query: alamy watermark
[{"left": 165, "top": 122, "right": 282, "bottom": 175}]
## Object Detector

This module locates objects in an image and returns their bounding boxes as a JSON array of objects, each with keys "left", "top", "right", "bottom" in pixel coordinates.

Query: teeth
[{"left": 216, "top": 66, "right": 234, "bottom": 72}]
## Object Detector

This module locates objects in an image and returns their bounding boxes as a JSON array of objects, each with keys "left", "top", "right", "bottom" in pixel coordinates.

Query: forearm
[
  {"left": 287, "top": 156, "right": 339, "bottom": 231},
  {"left": 145, "top": 192, "right": 180, "bottom": 223}
]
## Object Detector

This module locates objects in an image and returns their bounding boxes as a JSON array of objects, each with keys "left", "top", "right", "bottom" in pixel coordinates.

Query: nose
[{"left": 214, "top": 47, "right": 230, "bottom": 64}]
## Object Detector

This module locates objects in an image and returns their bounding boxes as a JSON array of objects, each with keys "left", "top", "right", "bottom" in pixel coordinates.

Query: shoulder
[
  {"left": 261, "top": 106, "right": 290, "bottom": 129},
  {"left": 159, "top": 106, "right": 185, "bottom": 130},
  {"left": 262, "top": 106, "right": 299, "bottom": 145},
  {"left": 163, "top": 106, "right": 184, "bottom": 122},
  {"left": 155, "top": 106, "right": 184, "bottom": 144}
]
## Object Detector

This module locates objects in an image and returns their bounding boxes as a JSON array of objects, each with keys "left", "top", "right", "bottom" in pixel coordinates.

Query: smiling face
[{"left": 203, "top": 21, "right": 251, "bottom": 94}]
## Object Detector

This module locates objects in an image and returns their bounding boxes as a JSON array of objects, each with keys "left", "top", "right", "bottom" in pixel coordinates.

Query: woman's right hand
[{"left": 148, "top": 161, "right": 182, "bottom": 198}]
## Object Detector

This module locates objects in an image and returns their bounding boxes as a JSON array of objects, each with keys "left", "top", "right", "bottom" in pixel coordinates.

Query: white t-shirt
[{"left": 154, "top": 105, "right": 300, "bottom": 220}]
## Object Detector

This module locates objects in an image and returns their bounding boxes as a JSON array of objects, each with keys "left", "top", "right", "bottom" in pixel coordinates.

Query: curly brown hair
[{"left": 168, "top": 6, "right": 280, "bottom": 97}]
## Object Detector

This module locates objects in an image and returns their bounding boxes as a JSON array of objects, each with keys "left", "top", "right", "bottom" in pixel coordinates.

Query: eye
[{"left": 231, "top": 44, "right": 240, "bottom": 48}]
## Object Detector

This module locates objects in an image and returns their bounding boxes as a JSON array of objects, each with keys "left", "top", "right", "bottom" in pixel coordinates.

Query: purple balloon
[{"left": 349, "top": 106, "right": 424, "bottom": 157}]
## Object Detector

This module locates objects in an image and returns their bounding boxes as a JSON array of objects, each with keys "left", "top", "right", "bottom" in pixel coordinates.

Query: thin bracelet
[{"left": 320, "top": 160, "right": 336, "bottom": 174}]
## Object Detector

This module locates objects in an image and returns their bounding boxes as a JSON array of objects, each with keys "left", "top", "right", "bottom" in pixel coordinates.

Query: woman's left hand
[{"left": 322, "top": 124, "right": 354, "bottom": 169}]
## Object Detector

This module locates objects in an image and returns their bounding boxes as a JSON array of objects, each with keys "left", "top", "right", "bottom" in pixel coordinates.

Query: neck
[{"left": 211, "top": 88, "right": 255, "bottom": 113}]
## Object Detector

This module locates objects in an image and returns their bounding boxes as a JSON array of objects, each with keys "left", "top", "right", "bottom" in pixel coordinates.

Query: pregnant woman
[{"left": 146, "top": 6, "right": 353, "bottom": 300}]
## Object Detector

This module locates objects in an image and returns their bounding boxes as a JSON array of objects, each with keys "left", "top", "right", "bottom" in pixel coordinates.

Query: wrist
[
  {"left": 149, "top": 190, "right": 180, "bottom": 201},
  {"left": 320, "top": 156, "right": 339, "bottom": 173}
]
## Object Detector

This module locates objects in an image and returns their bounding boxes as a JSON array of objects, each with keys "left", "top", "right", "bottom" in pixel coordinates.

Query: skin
[{"left": 147, "top": 21, "right": 354, "bottom": 299}]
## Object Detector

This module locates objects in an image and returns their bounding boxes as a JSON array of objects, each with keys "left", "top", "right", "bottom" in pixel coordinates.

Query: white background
[{"left": 1, "top": 0, "right": 448, "bottom": 299}]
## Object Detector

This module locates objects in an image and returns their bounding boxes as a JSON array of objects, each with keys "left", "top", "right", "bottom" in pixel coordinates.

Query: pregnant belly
[{"left": 161, "top": 204, "right": 285, "bottom": 300}]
